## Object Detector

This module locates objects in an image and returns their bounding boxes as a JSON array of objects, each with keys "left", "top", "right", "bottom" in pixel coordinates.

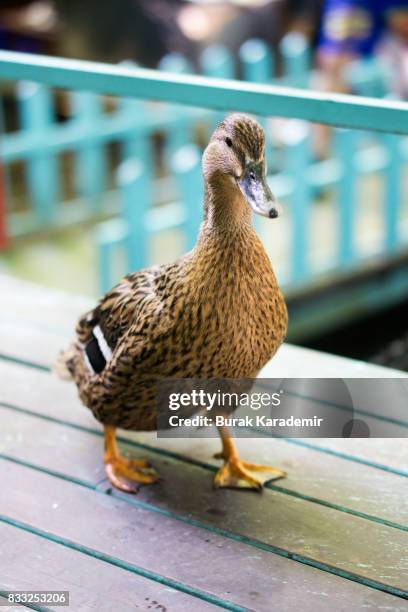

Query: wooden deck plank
[
  {"left": 131, "top": 436, "right": 408, "bottom": 525},
  {"left": 0, "top": 401, "right": 407, "bottom": 597},
  {"left": 0, "top": 462, "right": 266, "bottom": 612},
  {"left": 0, "top": 597, "right": 30, "bottom": 611},
  {"left": 0, "top": 390, "right": 407, "bottom": 528},
  {"left": 0, "top": 320, "right": 67, "bottom": 369},
  {"left": 2, "top": 274, "right": 408, "bottom": 606},
  {"left": 0, "top": 275, "right": 90, "bottom": 334},
  {"left": 1, "top": 460, "right": 407, "bottom": 611},
  {"left": 0, "top": 523, "right": 219, "bottom": 612},
  {"left": 0, "top": 358, "right": 407, "bottom": 520},
  {"left": 0, "top": 404, "right": 106, "bottom": 483},
  {"left": 294, "top": 437, "right": 408, "bottom": 472}
]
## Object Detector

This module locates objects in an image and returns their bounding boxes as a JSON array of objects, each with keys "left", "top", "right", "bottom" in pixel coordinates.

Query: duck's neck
[
  {"left": 201, "top": 177, "right": 253, "bottom": 237},
  {"left": 190, "top": 178, "right": 272, "bottom": 286}
]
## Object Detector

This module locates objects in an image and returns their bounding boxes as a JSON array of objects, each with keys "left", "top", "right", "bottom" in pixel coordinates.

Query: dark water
[{"left": 301, "top": 299, "right": 408, "bottom": 372}]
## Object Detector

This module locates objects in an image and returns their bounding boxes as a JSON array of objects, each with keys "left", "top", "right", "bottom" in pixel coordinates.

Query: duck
[{"left": 56, "top": 113, "right": 288, "bottom": 493}]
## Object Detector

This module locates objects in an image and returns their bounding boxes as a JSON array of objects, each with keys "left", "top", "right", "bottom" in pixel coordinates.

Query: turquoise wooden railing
[
  {"left": 0, "top": 44, "right": 407, "bottom": 294},
  {"left": 0, "top": 35, "right": 310, "bottom": 241}
]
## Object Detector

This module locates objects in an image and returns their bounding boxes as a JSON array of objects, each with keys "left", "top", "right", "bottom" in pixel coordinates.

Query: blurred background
[{"left": 1, "top": 0, "right": 408, "bottom": 369}]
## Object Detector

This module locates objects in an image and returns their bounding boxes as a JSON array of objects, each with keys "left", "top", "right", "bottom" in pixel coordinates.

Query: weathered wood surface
[
  {"left": 1, "top": 359, "right": 407, "bottom": 525},
  {"left": 0, "top": 275, "right": 90, "bottom": 335},
  {"left": 1, "top": 274, "right": 408, "bottom": 610},
  {"left": 0, "top": 392, "right": 407, "bottom": 594},
  {"left": 0, "top": 523, "right": 218, "bottom": 612},
  {"left": 4, "top": 460, "right": 406, "bottom": 612},
  {"left": 0, "top": 596, "right": 30, "bottom": 612}
]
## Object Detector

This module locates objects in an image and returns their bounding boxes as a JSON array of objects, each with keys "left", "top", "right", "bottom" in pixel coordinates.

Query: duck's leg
[
  {"left": 104, "top": 425, "right": 158, "bottom": 493},
  {"left": 214, "top": 425, "right": 286, "bottom": 491}
]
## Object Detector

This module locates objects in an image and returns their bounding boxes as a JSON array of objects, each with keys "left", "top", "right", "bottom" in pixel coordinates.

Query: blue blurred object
[{"left": 318, "top": 0, "right": 408, "bottom": 56}]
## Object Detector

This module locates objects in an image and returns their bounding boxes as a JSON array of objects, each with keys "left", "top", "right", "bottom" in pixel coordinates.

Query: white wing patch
[
  {"left": 82, "top": 324, "right": 113, "bottom": 375},
  {"left": 93, "top": 325, "right": 113, "bottom": 361}
]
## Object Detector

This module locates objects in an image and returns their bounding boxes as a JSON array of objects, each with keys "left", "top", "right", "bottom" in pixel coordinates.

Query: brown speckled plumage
[{"left": 60, "top": 114, "right": 288, "bottom": 435}]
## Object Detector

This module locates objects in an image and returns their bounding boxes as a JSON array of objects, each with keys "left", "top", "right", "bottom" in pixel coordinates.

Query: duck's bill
[{"left": 237, "top": 168, "right": 281, "bottom": 219}]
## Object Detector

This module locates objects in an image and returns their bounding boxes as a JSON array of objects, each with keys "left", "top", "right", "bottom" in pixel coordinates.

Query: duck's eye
[
  {"left": 225, "top": 137, "right": 233, "bottom": 148},
  {"left": 249, "top": 171, "right": 256, "bottom": 180}
]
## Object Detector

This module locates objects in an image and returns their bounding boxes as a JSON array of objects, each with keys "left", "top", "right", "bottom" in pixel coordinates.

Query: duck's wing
[
  {"left": 76, "top": 266, "right": 160, "bottom": 354},
  {"left": 66, "top": 266, "right": 172, "bottom": 407}
]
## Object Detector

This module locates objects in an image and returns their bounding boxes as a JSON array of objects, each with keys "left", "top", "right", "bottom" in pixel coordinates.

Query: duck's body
[
  {"left": 58, "top": 114, "right": 288, "bottom": 492},
  {"left": 67, "top": 221, "right": 287, "bottom": 431}
]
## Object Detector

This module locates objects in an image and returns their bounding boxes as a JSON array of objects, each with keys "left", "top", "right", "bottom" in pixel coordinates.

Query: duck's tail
[{"left": 53, "top": 344, "right": 76, "bottom": 381}]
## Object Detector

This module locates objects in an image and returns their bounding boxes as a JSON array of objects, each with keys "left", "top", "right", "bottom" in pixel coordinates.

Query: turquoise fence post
[
  {"left": 200, "top": 45, "right": 234, "bottom": 128},
  {"left": 172, "top": 144, "right": 203, "bottom": 250},
  {"left": 119, "top": 98, "right": 153, "bottom": 177},
  {"left": 239, "top": 38, "right": 273, "bottom": 166},
  {"left": 239, "top": 38, "right": 273, "bottom": 83},
  {"left": 201, "top": 44, "right": 235, "bottom": 79},
  {"left": 117, "top": 63, "right": 154, "bottom": 277},
  {"left": 116, "top": 60, "right": 154, "bottom": 180},
  {"left": 117, "top": 158, "right": 150, "bottom": 272},
  {"left": 159, "top": 52, "right": 192, "bottom": 74},
  {"left": 285, "top": 121, "right": 311, "bottom": 283},
  {"left": 159, "top": 53, "right": 193, "bottom": 155},
  {"left": 335, "top": 129, "right": 357, "bottom": 266},
  {"left": 99, "top": 235, "right": 111, "bottom": 294},
  {"left": 280, "top": 32, "right": 310, "bottom": 88},
  {"left": 344, "top": 58, "right": 387, "bottom": 99},
  {"left": 17, "top": 81, "right": 58, "bottom": 226},
  {"left": 117, "top": 62, "right": 151, "bottom": 163},
  {"left": 72, "top": 91, "right": 106, "bottom": 209},
  {"left": 383, "top": 133, "right": 401, "bottom": 253},
  {"left": 97, "top": 218, "right": 129, "bottom": 293}
]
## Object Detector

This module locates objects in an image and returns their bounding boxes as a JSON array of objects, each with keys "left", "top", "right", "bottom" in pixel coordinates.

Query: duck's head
[{"left": 203, "top": 113, "right": 281, "bottom": 219}]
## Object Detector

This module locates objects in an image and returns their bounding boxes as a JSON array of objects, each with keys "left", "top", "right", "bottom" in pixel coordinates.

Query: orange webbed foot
[
  {"left": 214, "top": 456, "right": 286, "bottom": 491},
  {"left": 103, "top": 425, "right": 158, "bottom": 494}
]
